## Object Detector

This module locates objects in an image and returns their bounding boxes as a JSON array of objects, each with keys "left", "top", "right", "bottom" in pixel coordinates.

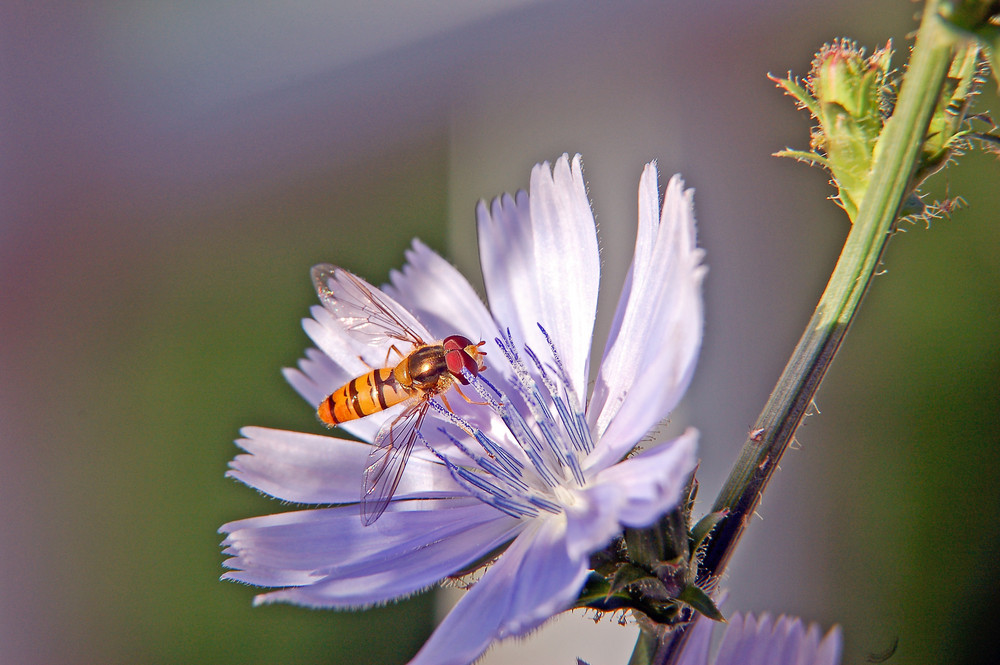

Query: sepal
[
  {"left": 773, "top": 33, "right": 996, "bottom": 225},
  {"left": 676, "top": 584, "right": 725, "bottom": 623},
  {"left": 771, "top": 40, "right": 893, "bottom": 221},
  {"left": 690, "top": 510, "right": 728, "bottom": 552},
  {"left": 573, "top": 476, "right": 728, "bottom": 627}
]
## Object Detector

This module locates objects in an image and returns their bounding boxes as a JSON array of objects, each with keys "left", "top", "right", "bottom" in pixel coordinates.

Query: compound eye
[
  {"left": 443, "top": 335, "right": 481, "bottom": 384},
  {"left": 443, "top": 335, "right": 474, "bottom": 351},
  {"left": 445, "top": 349, "right": 478, "bottom": 383}
]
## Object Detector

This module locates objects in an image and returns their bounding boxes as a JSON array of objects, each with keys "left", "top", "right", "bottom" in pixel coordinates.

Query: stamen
[
  {"left": 475, "top": 373, "right": 503, "bottom": 398},
  {"left": 572, "top": 408, "right": 595, "bottom": 455},
  {"left": 499, "top": 345, "right": 557, "bottom": 447},
  {"left": 492, "top": 495, "right": 540, "bottom": 519},
  {"left": 520, "top": 337, "right": 588, "bottom": 484},
  {"left": 536, "top": 324, "right": 570, "bottom": 385},
  {"left": 423, "top": 427, "right": 475, "bottom": 466},
  {"left": 452, "top": 370, "right": 528, "bottom": 480},
  {"left": 536, "top": 323, "right": 597, "bottom": 455},
  {"left": 460, "top": 368, "right": 504, "bottom": 411},
  {"left": 526, "top": 494, "right": 562, "bottom": 514},
  {"left": 428, "top": 441, "right": 538, "bottom": 519},
  {"left": 428, "top": 416, "right": 522, "bottom": 488},
  {"left": 455, "top": 466, "right": 512, "bottom": 498},
  {"left": 473, "top": 430, "right": 527, "bottom": 481},
  {"left": 503, "top": 405, "right": 560, "bottom": 488},
  {"left": 550, "top": 394, "right": 590, "bottom": 461},
  {"left": 420, "top": 325, "right": 599, "bottom": 519},
  {"left": 521, "top": 345, "right": 560, "bottom": 423},
  {"left": 454, "top": 467, "right": 536, "bottom": 519},
  {"left": 494, "top": 329, "right": 521, "bottom": 367}
]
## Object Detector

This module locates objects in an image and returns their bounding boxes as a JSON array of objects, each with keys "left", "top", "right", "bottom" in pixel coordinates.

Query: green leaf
[
  {"left": 610, "top": 564, "right": 654, "bottom": 596},
  {"left": 629, "top": 575, "right": 673, "bottom": 603},
  {"left": 690, "top": 510, "right": 728, "bottom": 551},
  {"left": 677, "top": 585, "right": 726, "bottom": 622},
  {"left": 769, "top": 73, "right": 822, "bottom": 118},
  {"left": 773, "top": 149, "right": 832, "bottom": 169},
  {"left": 576, "top": 572, "right": 612, "bottom": 607}
]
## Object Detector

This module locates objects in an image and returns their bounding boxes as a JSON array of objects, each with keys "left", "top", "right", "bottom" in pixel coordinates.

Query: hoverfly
[{"left": 311, "top": 264, "right": 487, "bottom": 525}]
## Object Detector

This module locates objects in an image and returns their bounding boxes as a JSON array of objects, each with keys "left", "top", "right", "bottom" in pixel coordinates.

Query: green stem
[
  {"left": 633, "top": 1, "right": 966, "bottom": 662},
  {"left": 701, "top": 0, "right": 957, "bottom": 581},
  {"left": 628, "top": 629, "right": 658, "bottom": 665}
]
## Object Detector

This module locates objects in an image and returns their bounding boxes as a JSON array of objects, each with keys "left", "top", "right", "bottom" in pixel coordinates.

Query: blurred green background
[{"left": 2, "top": 2, "right": 997, "bottom": 664}]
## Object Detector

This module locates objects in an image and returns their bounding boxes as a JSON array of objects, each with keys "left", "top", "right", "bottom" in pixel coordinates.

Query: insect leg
[
  {"left": 384, "top": 344, "right": 406, "bottom": 366},
  {"left": 437, "top": 389, "right": 487, "bottom": 440},
  {"left": 434, "top": 394, "right": 476, "bottom": 438},
  {"left": 452, "top": 383, "right": 490, "bottom": 407}
]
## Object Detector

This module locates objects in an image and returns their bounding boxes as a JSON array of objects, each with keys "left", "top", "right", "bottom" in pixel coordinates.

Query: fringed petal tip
[
  {"left": 586, "top": 165, "right": 705, "bottom": 466},
  {"left": 523, "top": 153, "right": 599, "bottom": 399},
  {"left": 712, "top": 614, "right": 844, "bottom": 665},
  {"left": 384, "top": 238, "right": 496, "bottom": 344}
]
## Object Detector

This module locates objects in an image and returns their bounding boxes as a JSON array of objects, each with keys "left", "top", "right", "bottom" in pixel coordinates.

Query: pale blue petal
[
  {"left": 526, "top": 154, "right": 599, "bottom": 398},
  {"left": 283, "top": 346, "right": 346, "bottom": 408},
  {"left": 814, "top": 625, "right": 843, "bottom": 665},
  {"left": 302, "top": 304, "right": 385, "bottom": 376},
  {"left": 478, "top": 190, "right": 536, "bottom": 354},
  {"left": 794, "top": 623, "right": 822, "bottom": 665},
  {"left": 566, "top": 430, "right": 697, "bottom": 559},
  {"left": 673, "top": 616, "right": 714, "bottom": 665},
  {"left": 221, "top": 499, "right": 521, "bottom": 607},
  {"left": 774, "top": 619, "right": 807, "bottom": 665},
  {"left": 746, "top": 614, "right": 777, "bottom": 665},
  {"left": 588, "top": 172, "right": 705, "bottom": 469},
  {"left": 409, "top": 516, "right": 590, "bottom": 665},
  {"left": 712, "top": 614, "right": 843, "bottom": 665},
  {"left": 588, "top": 162, "right": 660, "bottom": 431},
  {"left": 590, "top": 428, "right": 697, "bottom": 522},
  {"left": 479, "top": 155, "right": 598, "bottom": 399},
  {"left": 715, "top": 614, "right": 752, "bottom": 665},
  {"left": 252, "top": 518, "right": 522, "bottom": 608},
  {"left": 225, "top": 426, "right": 463, "bottom": 504},
  {"left": 384, "top": 239, "right": 498, "bottom": 346}
]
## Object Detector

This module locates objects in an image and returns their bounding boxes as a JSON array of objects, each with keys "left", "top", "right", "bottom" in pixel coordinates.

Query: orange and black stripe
[{"left": 317, "top": 368, "right": 412, "bottom": 426}]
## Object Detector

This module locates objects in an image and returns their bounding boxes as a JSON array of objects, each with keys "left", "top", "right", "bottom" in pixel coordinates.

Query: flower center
[
  {"left": 423, "top": 325, "right": 596, "bottom": 519},
  {"left": 552, "top": 484, "right": 579, "bottom": 507}
]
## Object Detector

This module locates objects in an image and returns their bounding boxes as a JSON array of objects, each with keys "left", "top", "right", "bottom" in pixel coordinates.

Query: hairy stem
[{"left": 634, "top": 1, "right": 968, "bottom": 662}]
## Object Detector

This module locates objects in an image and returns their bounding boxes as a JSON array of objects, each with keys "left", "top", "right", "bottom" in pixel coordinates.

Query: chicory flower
[{"left": 220, "top": 154, "right": 706, "bottom": 665}]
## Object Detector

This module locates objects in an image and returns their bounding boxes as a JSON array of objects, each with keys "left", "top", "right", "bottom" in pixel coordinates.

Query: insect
[{"left": 312, "top": 264, "right": 487, "bottom": 526}]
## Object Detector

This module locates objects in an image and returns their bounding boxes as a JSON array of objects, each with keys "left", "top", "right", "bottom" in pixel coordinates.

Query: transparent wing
[
  {"left": 312, "top": 264, "right": 426, "bottom": 348},
  {"left": 360, "top": 399, "right": 429, "bottom": 525}
]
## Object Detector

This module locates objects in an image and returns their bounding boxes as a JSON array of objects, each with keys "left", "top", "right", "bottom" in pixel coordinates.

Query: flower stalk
[
  {"left": 701, "top": 0, "right": 957, "bottom": 581},
  {"left": 635, "top": 1, "right": 990, "bottom": 662}
]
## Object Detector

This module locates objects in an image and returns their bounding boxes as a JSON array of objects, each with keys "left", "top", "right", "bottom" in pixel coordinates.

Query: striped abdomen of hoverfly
[
  {"left": 317, "top": 365, "right": 415, "bottom": 426},
  {"left": 317, "top": 337, "right": 482, "bottom": 427}
]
